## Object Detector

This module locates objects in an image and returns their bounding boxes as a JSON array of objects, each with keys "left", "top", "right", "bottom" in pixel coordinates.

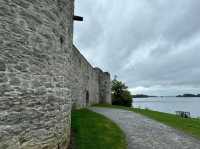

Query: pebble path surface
[{"left": 89, "top": 107, "right": 200, "bottom": 149}]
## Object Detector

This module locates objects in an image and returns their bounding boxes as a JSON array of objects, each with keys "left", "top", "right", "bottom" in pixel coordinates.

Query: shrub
[{"left": 111, "top": 79, "right": 133, "bottom": 107}]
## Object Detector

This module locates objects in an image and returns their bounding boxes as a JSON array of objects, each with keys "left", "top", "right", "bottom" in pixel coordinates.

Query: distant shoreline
[
  {"left": 176, "top": 94, "right": 200, "bottom": 98},
  {"left": 133, "top": 94, "right": 200, "bottom": 98},
  {"left": 132, "top": 94, "right": 157, "bottom": 98}
]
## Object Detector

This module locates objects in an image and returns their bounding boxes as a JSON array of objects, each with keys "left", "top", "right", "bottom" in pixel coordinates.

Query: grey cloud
[{"left": 74, "top": 0, "right": 200, "bottom": 95}]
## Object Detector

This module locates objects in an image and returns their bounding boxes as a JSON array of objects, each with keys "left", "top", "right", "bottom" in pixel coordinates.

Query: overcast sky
[{"left": 74, "top": 0, "right": 200, "bottom": 96}]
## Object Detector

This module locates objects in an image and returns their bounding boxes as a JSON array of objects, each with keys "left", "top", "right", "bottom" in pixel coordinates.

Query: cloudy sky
[{"left": 74, "top": 0, "right": 200, "bottom": 96}]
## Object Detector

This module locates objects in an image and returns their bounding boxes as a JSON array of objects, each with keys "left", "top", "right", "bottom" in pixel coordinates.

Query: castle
[{"left": 0, "top": 0, "right": 111, "bottom": 148}]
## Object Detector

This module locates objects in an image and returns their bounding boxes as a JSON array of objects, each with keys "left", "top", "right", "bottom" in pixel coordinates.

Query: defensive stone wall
[
  {"left": 94, "top": 68, "right": 111, "bottom": 104},
  {"left": 70, "top": 46, "right": 111, "bottom": 109},
  {"left": 0, "top": 0, "right": 111, "bottom": 148}
]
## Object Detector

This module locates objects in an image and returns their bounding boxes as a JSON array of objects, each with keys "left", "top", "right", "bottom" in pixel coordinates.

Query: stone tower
[{"left": 0, "top": 0, "right": 111, "bottom": 148}]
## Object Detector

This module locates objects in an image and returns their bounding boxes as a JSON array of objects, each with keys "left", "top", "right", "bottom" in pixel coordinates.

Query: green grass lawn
[
  {"left": 71, "top": 109, "right": 127, "bottom": 149},
  {"left": 94, "top": 104, "right": 200, "bottom": 139}
]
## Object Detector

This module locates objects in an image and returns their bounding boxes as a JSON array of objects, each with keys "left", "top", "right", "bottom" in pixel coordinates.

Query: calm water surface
[{"left": 132, "top": 97, "right": 200, "bottom": 118}]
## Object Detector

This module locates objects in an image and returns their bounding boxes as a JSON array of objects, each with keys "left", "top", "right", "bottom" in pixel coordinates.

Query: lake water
[{"left": 132, "top": 97, "right": 200, "bottom": 118}]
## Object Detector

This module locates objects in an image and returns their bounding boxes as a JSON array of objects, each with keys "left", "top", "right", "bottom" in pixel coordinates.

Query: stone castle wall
[
  {"left": 0, "top": 0, "right": 111, "bottom": 148},
  {"left": 70, "top": 46, "right": 111, "bottom": 109}
]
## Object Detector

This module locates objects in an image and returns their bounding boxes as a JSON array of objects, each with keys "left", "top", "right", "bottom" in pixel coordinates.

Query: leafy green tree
[{"left": 111, "top": 78, "right": 133, "bottom": 107}]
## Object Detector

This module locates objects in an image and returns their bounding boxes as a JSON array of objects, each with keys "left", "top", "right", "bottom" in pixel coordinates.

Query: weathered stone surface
[
  {"left": 0, "top": 0, "right": 111, "bottom": 148},
  {"left": 9, "top": 77, "right": 21, "bottom": 86},
  {"left": 0, "top": 73, "right": 8, "bottom": 83},
  {"left": 0, "top": 84, "right": 13, "bottom": 95},
  {"left": 0, "top": 60, "right": 6, "bottom": 71},
  {"left": 14, "top": 63, "right": 29, "bottom": 72},
  {"left": 0, "top": 0, "right": 74, "bottom": 148},
  {"left": 68, "top": 46, "right": 111, "bottom": 108}
]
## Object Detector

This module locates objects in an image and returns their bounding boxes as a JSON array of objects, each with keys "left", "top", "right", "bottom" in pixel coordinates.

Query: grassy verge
[
  {"left": 94, "top": 104, "right": 200, "bottom": 139},
  {"left": 71, "top": 109, "right": 127, "bottom": 149}
]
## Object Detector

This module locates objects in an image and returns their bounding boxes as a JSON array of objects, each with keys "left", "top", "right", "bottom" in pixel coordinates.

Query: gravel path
[{"left": 89, "top": 107, "right": 200, "bottom": 149}]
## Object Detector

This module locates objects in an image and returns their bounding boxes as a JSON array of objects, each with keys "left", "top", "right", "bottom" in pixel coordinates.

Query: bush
[{"left": 111, "top": 79, "right": 133, "bottom": 107}]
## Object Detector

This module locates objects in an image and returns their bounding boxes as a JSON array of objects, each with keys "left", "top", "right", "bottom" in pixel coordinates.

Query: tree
[{"left": 111, "top": 78, "right": 133, "bottom": 107}]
